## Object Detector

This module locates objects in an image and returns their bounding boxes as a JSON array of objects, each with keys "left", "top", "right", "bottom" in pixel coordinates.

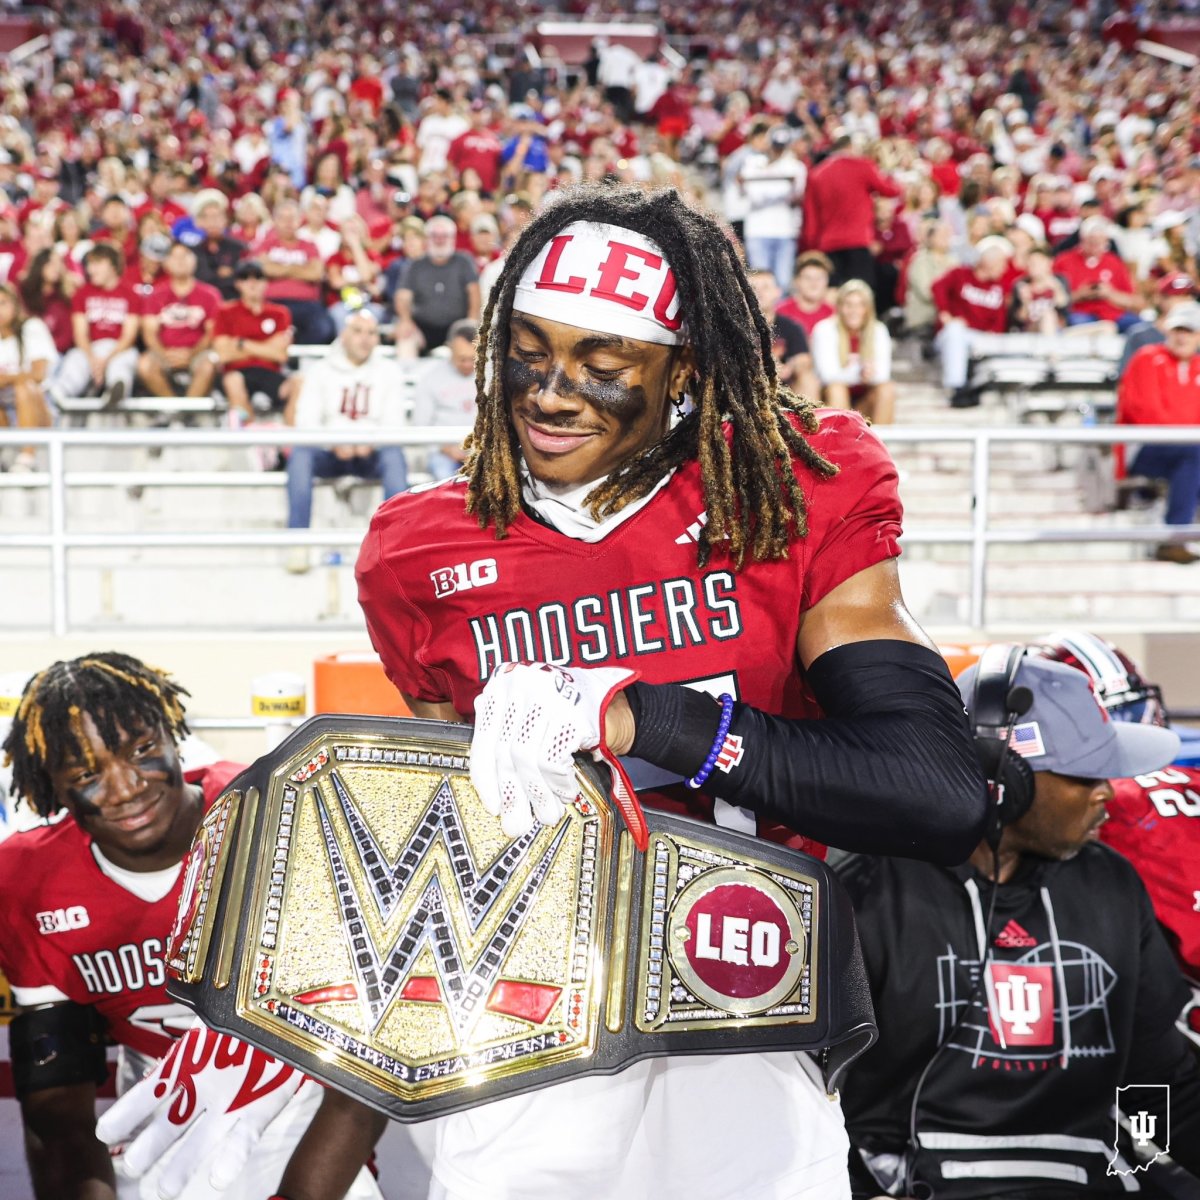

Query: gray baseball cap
[{"left": 958, "top": 655, "right": 1179, "bottom": 779}]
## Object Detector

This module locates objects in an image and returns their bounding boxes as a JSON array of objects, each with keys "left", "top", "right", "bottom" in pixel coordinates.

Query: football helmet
[{"left": 1036, "top": 630, "right": 1167, "bottom": 727}]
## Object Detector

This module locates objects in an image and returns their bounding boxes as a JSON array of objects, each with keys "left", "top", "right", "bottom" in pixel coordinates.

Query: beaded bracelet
[{"left": 685, "top": 693, "right": 735, "bottom": 790}]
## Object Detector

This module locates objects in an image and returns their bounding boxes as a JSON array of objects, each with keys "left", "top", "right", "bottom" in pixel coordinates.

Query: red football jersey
[
  {"left": 357, "top": 409, "right": 903, "bottom": 857},
  {"left": 0, "top": 762, "right": 243, "bottom": 1057},
  {"left": 1102, "top": 764, "right": 1200, "bottom": 980}
]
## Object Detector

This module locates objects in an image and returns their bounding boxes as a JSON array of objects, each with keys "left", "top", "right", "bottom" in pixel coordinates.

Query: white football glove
[
  {"left": 96, "top": 1016, "right": 315, "bottom": 1200},
  {"left": 471, "top": 662, "right": 648, "bottom": 847}
]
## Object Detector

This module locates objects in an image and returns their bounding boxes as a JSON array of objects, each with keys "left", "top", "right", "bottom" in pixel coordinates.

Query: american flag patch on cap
[{"left": 1010, "top": 721, "right": 1046, "bottom": 758}]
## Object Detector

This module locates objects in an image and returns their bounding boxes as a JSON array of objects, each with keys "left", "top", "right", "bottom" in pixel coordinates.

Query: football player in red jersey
[
  {"left": 259, "top": 184, "right": 990, "bottom": 1200},
  {"left": 1037, "top": 631, "right": 1200, "bottom": 985},
  {"left": 0, "top": 654, "right": 379, "bottom": 1200}
]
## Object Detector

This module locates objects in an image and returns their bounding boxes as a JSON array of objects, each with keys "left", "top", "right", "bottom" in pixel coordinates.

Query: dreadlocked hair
[
  {"left": 3, "top": 651, "right": 190, "bottom": 817},
  {"left": 462, "top": 183, "right": 837, "bottom": 568}
]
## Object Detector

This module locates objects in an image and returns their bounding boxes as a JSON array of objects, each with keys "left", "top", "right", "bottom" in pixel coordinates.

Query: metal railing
[{"left": 2, "top": 423, "right": 1200, "bottom": 634}]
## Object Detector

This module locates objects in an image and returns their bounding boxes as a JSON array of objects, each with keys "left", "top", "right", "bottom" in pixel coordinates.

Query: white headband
[{"left": 513, "top": 221, "right": 683, "bottom": 345}]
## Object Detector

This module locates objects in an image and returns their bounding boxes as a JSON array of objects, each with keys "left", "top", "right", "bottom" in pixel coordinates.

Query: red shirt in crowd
[
  {"left": 252, "top": 231, "right": 323, "bottom": 302},
  {"left": 348, "top": 75, "right": 385, "bottom": 116},
  {"left": 123, "top": 263, "right": 164, "bottom": 303},
  {"left": 931, "top": 264, "right": 1020, "bottom": 332},
  {"left": 1053, "top": 246, "right": 1134, "bottom": 322},
  {"left": 874, "top": 219, "right": 914, "bottom": 266},
  {"left": 71, "top": 280, "right": 140, "bottom": 342},
  {"left": 1034, "top": 207, "right": 1081, "bottom": 247},
  {"left": 134, "top": 198, "right": 189, "bottom": 229},
  {"left": 804, "top": 152, "right": 902, "bottom": 253},
  {"left": 16, "top": 196, "right": 67, "bottom": 229},
  {"left": 38, "top": 293, "right": 75, "bottom": 353},
  {"left": 1118, "top": 344, "right": 1200, "bottom": 425},
  {"left": 213, "top": 299, "right": 292, "bottom": 371},
  {"left": 1012, "top": 278, "right": 1063, "bottom": 331},
  {"left": 92, "top": 227, "right": 139, "bottom": 267},
  {"left": 0, "top": 241, "right": 27, "bottom": 284},
  {"left": 145, "top": 279, "right": 222, "bottom": 349},
  {"left": 327, "top": 246, "right": 384, "bottom": 291},
  {"left": 776, "top": 298, "right": 835, "bottom": 337},
  {"left": 929, "top": 160, "right": 961, "bottom": 198},
  {"left": 447, "top": 128, "right": 503, "bottom": 193}
]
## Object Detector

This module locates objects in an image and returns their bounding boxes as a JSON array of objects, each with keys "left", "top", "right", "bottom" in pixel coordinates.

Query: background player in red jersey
[
  {"left": 0, "top": 654, "right": 376, "bottom": 1200},
  {"left": 257, "top": 185, "right": 989, "bottom": 1200},
  {"left": 1037, "top": 631, "right": 1200, "bottom": 987}
]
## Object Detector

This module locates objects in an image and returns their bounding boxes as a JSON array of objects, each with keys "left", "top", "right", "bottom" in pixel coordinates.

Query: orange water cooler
[{"left": 312, "top": 652, "right": 411, "bottom": 717}]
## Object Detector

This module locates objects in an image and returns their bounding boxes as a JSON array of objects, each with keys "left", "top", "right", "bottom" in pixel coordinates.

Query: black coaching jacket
[{"left": 836, "top": 844, "right": 1200, "bottom": 1198}]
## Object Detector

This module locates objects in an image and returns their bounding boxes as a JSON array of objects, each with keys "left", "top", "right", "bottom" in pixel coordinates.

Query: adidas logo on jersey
[
  {"left": 994, "top": 919, "right": 1037, "bottom": 948},
  {"left": 675, "top": 512, "right": 708, "bottom": 545},
  {"left": 37, "top": 905, "right": 90, "bottom": 934}
]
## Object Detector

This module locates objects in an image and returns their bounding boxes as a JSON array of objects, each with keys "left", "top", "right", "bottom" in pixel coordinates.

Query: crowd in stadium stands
[{"left": 0, "top": 0, "right": 1195, "bottom": 527}]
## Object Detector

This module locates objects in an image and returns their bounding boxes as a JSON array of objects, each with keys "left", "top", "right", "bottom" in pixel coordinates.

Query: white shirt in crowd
[
  {"left": 299, "top": 183, "right": 358, "bottom": 226},
  {"left": 298, "top": 223, "right": 342, "bottom": 263},
  {"left": 810, "top": 315, "right": 893, "bottom": 387},
  {"left": 841, "top": 110, "right": 881, "bottom": 142},
  {"left": 0, "top": 317, "right": 58, "bottom": 382},
  {"left": 762, "top": 68, "right": 804, "bottom": 114},
  {"left": 740, "top": 152, "right": 807, "bottom": 239},
  {"left": 417, "top": 112, "right": 469, "bottom": 174},
  {"left": 232, "top": 131, "right": 270, "bottom": 175},
  {"left": 721, "top": 142, "right": 757, "bottom": 225},
  {"left": 597, "top": 43, "right": 641, "bottom": 90},
  {"left": 633, "top": 60, "right": 671, "bottom": 115},
  {"left": 479, "top": 254, "right": 507, "bottom": 309},
  {"left": 410, "top": 358, "right": 477, "bottom": 429},
  {"left": 293, "top": 346, "right": 410, "bottom": 432}
]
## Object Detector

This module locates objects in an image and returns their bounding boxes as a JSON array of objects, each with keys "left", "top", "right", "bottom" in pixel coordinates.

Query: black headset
[{"left": 970, "top": 642, "right": 1036, "bottom": 848}]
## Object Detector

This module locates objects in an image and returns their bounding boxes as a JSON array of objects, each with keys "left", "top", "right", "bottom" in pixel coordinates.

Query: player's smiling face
[
  {"left": 49, "top": 714, "right": 197, "bottom": 871},
  {"left": 505, "top": 311, "right": 694, "bottom": 488}
]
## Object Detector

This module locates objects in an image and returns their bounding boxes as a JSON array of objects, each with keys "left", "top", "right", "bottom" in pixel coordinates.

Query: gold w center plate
[{"left": 167, "top": 716, "right": 876, "bottom": 1121}]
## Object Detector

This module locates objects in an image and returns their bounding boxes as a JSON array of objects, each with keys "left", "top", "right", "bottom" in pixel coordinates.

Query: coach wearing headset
[{"left": 836, "top": 646, "right": 1200, "bottom": 1199}]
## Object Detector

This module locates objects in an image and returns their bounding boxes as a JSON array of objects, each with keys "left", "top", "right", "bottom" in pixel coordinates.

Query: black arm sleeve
[
  {"left": 627, "top": 640, "right": 988, "bottom": 865},
  {"left": 10, "top": 1002, "right": 108, "bottom": 1100}
]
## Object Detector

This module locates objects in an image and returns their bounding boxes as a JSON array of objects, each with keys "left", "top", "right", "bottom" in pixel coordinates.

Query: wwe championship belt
[{"left": 166, "top": 715, "right": 876, "bottom": 1121}]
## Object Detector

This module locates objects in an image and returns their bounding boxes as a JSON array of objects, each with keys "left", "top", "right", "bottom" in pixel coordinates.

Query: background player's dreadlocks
[
  {"left": 3, "top": 652, "right": 190, "bottom": 817},
  {"left": 464, "top": 184, "right": 837, "bottom": 567}
]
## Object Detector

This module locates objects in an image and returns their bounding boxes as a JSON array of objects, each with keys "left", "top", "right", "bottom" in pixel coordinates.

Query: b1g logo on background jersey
[{"left": 431, "top": 558, "right": 498, "bottom": 599}]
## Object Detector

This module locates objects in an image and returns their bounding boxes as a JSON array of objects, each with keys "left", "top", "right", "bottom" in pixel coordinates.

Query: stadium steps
[{"left": 1, "top": 371, "right": 1185, "bottom": 631}]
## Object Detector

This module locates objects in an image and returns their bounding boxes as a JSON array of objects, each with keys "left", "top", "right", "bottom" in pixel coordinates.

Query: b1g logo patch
[
  {"left": 668, "top": 869, "right": 805, "bottom": 1015},
  {"left": 37, "top": 905, "right": 90, "bottom": 934},
  {"left": 430, "top": 558, "right": 498, "bottom": 599}
]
